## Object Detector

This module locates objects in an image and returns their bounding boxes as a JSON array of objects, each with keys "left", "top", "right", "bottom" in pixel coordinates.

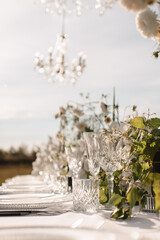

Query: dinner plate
[
  {"left": 2, "top": 184, "right": 51, "bottom": 189},
  {"left": 0, "top": 186, "right": 52, "bottom": 194},
  {"left": 5, "top": 175, "right": 43, "bottom": 184},
  {"left": 0, "top": 227, "right": 113, "bottom": 240},
  {"left": 0, "top": 193, "right": 53, "bottom": 200},
  {"left": 0, "top": 193, "right": 72, "bottom": 212},
  {"left": 3, "top": 181, "right": 45, "bottom": 186}
]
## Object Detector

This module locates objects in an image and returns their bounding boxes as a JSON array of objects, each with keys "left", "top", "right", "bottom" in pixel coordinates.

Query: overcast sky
[{"left": 0, "top": 0, "right": 159, "bottom": 150}]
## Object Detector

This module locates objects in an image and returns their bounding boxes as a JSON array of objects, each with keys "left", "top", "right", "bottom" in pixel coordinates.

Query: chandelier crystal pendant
[
  {"left": 37, "top": 0, "right": 117, "bottom": 16},
  {"left": 39, "top": 0, "right": 83, "bottom": 15},
  {"left": 95, "top": 0, "right": 118, "bottom": 15},
  {"left": 34, "top": 14, "right": 86, "bottom": 84}
]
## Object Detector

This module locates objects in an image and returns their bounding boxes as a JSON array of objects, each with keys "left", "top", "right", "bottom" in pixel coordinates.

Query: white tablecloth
[
  {"left": 0, "top": 209, "right": 159, "bottom": 240},
  {"left": 0, "top": 175, "right": 159, "bottom": 240}
]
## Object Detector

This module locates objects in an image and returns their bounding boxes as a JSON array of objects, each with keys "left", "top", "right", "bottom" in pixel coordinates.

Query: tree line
[{"left": 0, "top": 145, "right": 36, "bottom": 164}]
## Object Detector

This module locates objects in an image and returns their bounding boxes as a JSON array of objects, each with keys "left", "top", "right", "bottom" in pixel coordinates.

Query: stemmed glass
[
  {"left": 65, "top": 144, "right": 83, "bottom": 179},
  {"left": 99, "top": 133, "right": 123, "bottom": 207},
  {"left": 83, "top": 132, "right": 101, "bottom": 178}
]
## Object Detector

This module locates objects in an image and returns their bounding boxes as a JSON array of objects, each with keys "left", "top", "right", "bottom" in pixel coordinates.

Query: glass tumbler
[{"left": 73, "top": 179, "right": 99, "bottom": 213}]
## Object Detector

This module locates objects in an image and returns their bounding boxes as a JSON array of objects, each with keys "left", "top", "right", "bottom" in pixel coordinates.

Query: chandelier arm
[{"left": 61, "top": 9, "right": 66, "bottom": 36}]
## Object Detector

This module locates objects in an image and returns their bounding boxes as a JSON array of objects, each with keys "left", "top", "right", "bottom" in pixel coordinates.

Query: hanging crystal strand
[
  {"left": 95, "top": 0, "right": 117, "bottom": 15},
  {"left": 37, "top": 0, "right": 117, "bottom": 15}
]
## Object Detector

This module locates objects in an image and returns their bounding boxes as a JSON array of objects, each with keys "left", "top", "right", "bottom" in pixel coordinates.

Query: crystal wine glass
[
  {"left": 65, "top": 144, "right": 83, "bottom": 179},
  {"left": 99, "top": 133, "right": 123, "bottom": 206},
  {"left": 83, "top": 132, "right": 101, "bottom": 178}
]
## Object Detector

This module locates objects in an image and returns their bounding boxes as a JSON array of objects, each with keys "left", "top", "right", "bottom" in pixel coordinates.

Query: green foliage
[
  {"left": 146, "top": 118, "right": 160, "bottom": 129},
  {"left": 109, "top": 194, "right": 125, "bottom": 207},
  {"left": 111, "top": 207, "right": 131, "bottom": 220},
  {"left": 113, "top": 170, "right": 122, "bottom": 194},
  {"left": 151, "top": 129, "right": 160, "bottom": 137},
  {"left": 153, "top": 174, "right": 160, "bottom": 212},
  {"left": 106, "top": 116, "right": 160, "bottom": 219},
  {"left": 99, "top": 171, "right": 108, "bottom": 204},
  {"left": 130, "top": 117, "right": 145, "bottom": 129},
  {"left": 153, "top": 51, "right": 159, "bottom": 58},
  {"left": 127, "top": 187, "right": 138, "bottom": 208},
  {"left": 99, "top": 187, "right": 108, "bottom": 204},
  {"left": 146, "top": 173, "right": 160, "bottom": 213}
]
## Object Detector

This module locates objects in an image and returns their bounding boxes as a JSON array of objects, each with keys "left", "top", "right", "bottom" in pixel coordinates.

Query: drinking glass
[
  {"left": 99, "top": 134, "right": 122, "bottom": 208},
  {"left": 73, "top": 178, "right": 99, "bottom": 213},
  {"left": 65, "top": 146, "right": 83, "bottom": 179},
  {"left": 52, "top": 175, "right": 68, "bottom": 194},
  {"left": 83, "top": 132, "right": 101, "bottom": 177}
]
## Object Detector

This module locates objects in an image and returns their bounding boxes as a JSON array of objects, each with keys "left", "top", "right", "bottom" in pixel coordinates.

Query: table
[
  {"left": 0, "top": 175, "right": 159, "bottom": 240},
  {"left": 0, "top": 208, "right": 159, "bottom": 240}
]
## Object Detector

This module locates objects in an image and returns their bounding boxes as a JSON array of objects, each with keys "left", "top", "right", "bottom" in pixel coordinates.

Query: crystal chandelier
[
  {"left": 37, "top": 0, "right": 117, "bottom": 16},
  {"left": 95, "top": 0, "right": 118, "bottom": 15},
  {"left": 34, "top": 16, "right": 86, "bottom": 84}
]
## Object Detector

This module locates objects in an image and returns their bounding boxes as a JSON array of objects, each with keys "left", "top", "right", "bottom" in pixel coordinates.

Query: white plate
[
  {"left": 5, "top": 176, "right": 43, "bottom": 185},
  {"left": 3, "top": 182, "right": 44, "bottom": 186},
  {"left": 0, "top": 187, "right": 52, "bottom": 194},
  {"left": 0, "top": 227, "right": 111, "bottom": 240},
  {"left": 2, "top": 184, "right": 51, "bottom": 189},
  {"left": 0, "top": 193, "right": 72, "bottom": 211},
  {"left": 0, "top": 193, "right": 53, "bottom": 200}
]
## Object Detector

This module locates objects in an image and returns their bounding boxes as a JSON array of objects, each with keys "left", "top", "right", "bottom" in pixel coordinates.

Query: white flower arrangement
[
  {"left": 120, "top": 0, "right": 156, "bottom": 12},
  {"left": 136, "top": 8, "right": 159, "bottom": 39},
  {"left": 119, "top": 0, "right": 160, "bottom": 57}
]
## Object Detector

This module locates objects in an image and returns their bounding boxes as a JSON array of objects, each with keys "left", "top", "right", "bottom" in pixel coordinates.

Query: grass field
[{"left": 0, "top": 164, "right": 32, "bottom": 185}]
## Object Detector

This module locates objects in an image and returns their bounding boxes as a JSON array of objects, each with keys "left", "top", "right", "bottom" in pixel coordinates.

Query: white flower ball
[
  {"left": 136, "top": 8, "right": 159, "bottom": 39},
  {"left": 120, "top": 0, "right": 156, "bottom": 12}
]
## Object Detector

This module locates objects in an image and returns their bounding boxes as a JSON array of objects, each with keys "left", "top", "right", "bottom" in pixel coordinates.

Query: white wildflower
[
  {"left": 136, "top": 8, "right": 159, "bottom": 39},
  {"left": 76, "top": 122, "right": 87, "bottom": 131},
  {"left": 59, "top": 106, "right": 65, "bottom": 116},
  {"left": 54, "top": 113, "right": 59, "bottom": 119},
  {"left": 124, "top": 109, "right": 138, "bottom": 122},
  {"left": 119, "top": 122, "right": 130, "bottom": 133},
  {"left": 60, "top": 115, "right": 67, "bottom": 124},
  {"left": 120, "top": 0, "right": 156, "bottom": 12},
  {"left": 71, "top": 107, "right": 84, "bottom": 117},
  {"left": 122, "top": 169, "right": 132, "bottom": 181},
  {"left": 134, "top": 180, "right": 142, "bottom": 188},
  {"left": 109, "top": 121, "right": 120, "bottom": 131},
  {"left": 56, "top": 131, "right": 63, "bottom": 140},
  {"left": 99, "top": 101, "right": 108, "bottom": 114}
]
